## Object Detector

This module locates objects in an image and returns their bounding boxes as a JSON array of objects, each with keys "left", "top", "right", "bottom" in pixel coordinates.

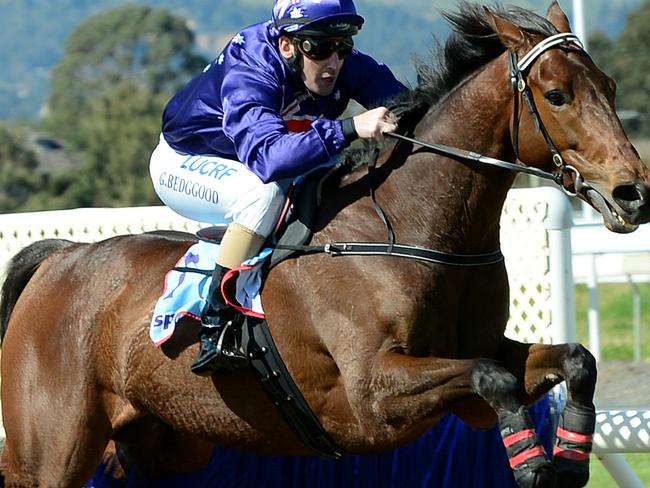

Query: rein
[
  {"left": 278, "top": 33, "right": 589, "bottom": 268},
  {"left": 386, "top": 132, "right": 564, "bottom": 184}
]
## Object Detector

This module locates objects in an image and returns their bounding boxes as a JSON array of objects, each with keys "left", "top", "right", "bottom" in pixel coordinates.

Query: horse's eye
[{"left": 545, "top": 90, "right": 568, "bottom": 107}]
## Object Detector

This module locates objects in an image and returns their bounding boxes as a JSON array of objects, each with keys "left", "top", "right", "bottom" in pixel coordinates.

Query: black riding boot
[{"left": 191, "top": 264, "right": 248, "bottom": 376}]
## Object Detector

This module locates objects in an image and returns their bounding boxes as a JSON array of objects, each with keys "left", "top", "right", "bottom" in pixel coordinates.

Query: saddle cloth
[
  {"left": 149, "top": 166, "right": 329, "bottom": 346},
  {"left": 149, "top": 240, "right": 272, "bottom": 346}
]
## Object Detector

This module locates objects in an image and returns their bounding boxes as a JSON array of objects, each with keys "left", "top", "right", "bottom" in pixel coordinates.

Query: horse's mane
[{"left": 340, "top": 2, "right": 559, "bottom": 171}]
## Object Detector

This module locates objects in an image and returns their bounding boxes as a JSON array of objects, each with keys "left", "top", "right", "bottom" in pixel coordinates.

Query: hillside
[{"left": 0, "top": 0, "right": 643, "bottom": 120}]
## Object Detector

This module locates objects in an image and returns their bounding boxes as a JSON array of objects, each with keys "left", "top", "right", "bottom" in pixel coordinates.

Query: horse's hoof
[{"left": 514, "top": 464, "right": 556, "bottom": 488}]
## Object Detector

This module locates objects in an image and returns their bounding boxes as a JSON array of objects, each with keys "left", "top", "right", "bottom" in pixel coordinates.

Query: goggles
[{"left": 293, "top": 36, "right": 354, "bottom": 61}]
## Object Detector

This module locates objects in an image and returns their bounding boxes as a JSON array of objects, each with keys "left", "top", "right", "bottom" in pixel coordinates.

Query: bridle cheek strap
[{"left": 508, "top": 33, "right": 585, "bottom": 194}]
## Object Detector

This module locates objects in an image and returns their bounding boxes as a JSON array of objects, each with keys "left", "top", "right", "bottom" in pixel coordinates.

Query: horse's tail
[{"left": 0, "top": 239, "right": 75, "bottom": 343}]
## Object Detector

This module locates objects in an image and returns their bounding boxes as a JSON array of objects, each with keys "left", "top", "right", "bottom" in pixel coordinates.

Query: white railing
[
  {"left": 0, "top": 188, "right": 646, "bottom": 486},
  {"left": 0, "top": 206, "right": 207, "bottom": 278}
]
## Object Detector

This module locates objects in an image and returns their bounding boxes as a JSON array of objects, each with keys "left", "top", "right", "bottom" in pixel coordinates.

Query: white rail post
[
  {"left": 545, "top": 188, "right": 576, "bottom": 344},
  {"left": 594, "top": 409, "right": 650, "bottom": 487},
  {"left": 587, "top": 254, "right": 602, "bottom": 362}
]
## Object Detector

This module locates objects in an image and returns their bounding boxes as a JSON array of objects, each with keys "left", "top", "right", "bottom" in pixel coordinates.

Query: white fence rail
[
  {"left": 0, "top": 206, "right": 207, "bottom": 278},
  {"left": 0, "top": 187, "right": 647, "bottom": 486}
]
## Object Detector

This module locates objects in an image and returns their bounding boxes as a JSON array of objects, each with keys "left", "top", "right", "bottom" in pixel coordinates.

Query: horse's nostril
[
  {"left": 612, "top": 182, "right": 650, "bottom": 213},
  {"left": 612, "top": 184, "right": 640, "bottom": 203}
]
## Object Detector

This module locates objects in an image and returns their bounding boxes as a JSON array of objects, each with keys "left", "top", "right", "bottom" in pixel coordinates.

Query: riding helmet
[{"left": 272, "top": 0, "right": 365, "bottom": 37}]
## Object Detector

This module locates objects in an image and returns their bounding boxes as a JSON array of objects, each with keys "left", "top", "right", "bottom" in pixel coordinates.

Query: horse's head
[{"left": 487, "top": 1, "right": 650, "bottom": 233}]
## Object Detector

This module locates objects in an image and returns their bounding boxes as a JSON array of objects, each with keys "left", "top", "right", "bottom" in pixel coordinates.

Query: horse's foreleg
[
  {"left": 497, "top": 338, "right": 597, "bottom": 488},
  {"left": 370, "top": 352, "right": 555, "bottom": 488}
]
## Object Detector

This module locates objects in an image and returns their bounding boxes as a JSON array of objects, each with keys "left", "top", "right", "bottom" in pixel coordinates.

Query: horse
[{"left": 2, "top": 2, "right": 649, "bottom": 487}]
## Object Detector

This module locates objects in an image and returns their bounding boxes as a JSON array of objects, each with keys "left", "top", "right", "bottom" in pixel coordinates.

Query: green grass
[
  {"left": 574, "top": 283, "right": 650, "bottom": 486},
  {"left": 575, "top": 283, "right": 650, "bottom": 361}
]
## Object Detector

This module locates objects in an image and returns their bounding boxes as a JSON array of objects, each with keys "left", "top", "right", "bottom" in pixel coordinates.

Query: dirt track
[{"left": 594, "top": 361, "right": 650, "bottom": 410}]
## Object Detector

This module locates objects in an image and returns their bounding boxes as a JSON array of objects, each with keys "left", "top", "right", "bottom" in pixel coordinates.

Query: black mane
[{"left": 340, "top": 2, "right": 559, "bottom": 170}]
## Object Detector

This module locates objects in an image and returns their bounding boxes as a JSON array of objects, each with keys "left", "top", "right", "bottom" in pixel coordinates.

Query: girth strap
[
  {"left": 243, "top": 317, "right": 343, "bottom": 458},
  {"left": 276, "top": 241, "right": 504, "bottom": 267}
]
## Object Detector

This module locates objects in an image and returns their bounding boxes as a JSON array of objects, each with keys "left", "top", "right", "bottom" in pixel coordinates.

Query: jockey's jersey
[{"left": 162, "top": 21, "right": 407, "bottom": 183}]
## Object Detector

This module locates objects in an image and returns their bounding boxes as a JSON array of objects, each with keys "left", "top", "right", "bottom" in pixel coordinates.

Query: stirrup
[{"left": 191, "top": 321, "right": 248, "bottom": 376}]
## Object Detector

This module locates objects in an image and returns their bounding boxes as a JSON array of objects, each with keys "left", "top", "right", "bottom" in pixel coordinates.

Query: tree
[
  {"left": 43, "top": 5, "right": 207, "bottom": 207},
  {"left": 588, "top": 1, "right": 650, "bottom": 136},
  {"left": 73, "top": 80, "right": 168, "bottom": 206},
  {"left": 47, "top": 4, "right": 207, "bottom": 144},
  {"left": 0, "top": 124, "right": 44, "bottom": 212}
]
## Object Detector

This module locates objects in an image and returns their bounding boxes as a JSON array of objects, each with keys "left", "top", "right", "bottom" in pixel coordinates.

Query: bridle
[
  {"left": 389, "top": 32, "right": 589, "bottom": 196},
  {"left": 509, "top": 32, "right": 588, "bottom": 195}
]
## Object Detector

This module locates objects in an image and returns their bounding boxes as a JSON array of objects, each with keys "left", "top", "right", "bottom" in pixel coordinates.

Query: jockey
[{"left": 149, "top": 0, "right": 407, "bottom": 376}]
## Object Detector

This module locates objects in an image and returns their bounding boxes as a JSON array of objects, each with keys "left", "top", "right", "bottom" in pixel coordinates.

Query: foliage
[
  {"left": 45, "top": 4, "right": 206, "bottom": 147},
  {"left": 71, "top": 81, "right": 167, "bottom": 206},
  {"left": 40, "top": 5, "right": 207, "bottom": 208},
  {"left": 588, "top": 0, "right": 650, "bottom": 136},
  {"left": 0, "top": 124, "right": 44, "bottom": 212}
]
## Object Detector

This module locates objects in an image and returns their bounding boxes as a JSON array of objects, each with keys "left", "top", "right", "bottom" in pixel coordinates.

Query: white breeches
[{"left": 149, "top": 136, "right": 286, "bottom": 237}]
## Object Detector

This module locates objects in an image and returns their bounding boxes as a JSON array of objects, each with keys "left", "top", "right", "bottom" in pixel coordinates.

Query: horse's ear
[
  {"left": 546, "top": 1, "right": 572, "bottom": 33},
  {"left": 484, "top": 7, "right": 526, "bottom": 51}
]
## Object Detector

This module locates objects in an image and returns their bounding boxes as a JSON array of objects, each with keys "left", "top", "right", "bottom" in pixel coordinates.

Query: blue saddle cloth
[{"left": 149, "top": 240, "right": 272, "bottom": 346}]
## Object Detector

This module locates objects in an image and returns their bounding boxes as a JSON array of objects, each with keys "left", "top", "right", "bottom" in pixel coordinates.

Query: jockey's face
[{"left": 279, "top": 35, "right": 345, "bottom": 96}]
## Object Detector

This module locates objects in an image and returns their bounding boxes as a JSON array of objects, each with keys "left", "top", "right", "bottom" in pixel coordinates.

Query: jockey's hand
[{"left": 353, "top": 107, "right": 398, "bottom": 143}]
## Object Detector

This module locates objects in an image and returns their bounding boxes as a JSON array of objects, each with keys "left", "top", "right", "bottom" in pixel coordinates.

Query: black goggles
[{"left": 293, "top": 36, "right": 354, "bottom": 61}]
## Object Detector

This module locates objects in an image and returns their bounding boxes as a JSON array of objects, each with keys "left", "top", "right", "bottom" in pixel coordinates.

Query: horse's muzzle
[{"left": 612, "top": 181, "right": 650, "bottom": 225}]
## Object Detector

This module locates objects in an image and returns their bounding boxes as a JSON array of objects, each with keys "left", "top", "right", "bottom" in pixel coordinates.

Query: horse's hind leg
[
  {"left": 1, "top": 348, "right": 112, "bottom": 487},
  {"left": 497, "top": 338, "right": 597, "bottom": 488},
  {"left": 1, "top": 400, "right": 111, "bottom": 488}
]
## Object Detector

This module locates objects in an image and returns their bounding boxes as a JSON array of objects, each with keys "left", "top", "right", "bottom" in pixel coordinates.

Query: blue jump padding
[{"left": 87, "top": 396, "right": 553, "bottom": 488}]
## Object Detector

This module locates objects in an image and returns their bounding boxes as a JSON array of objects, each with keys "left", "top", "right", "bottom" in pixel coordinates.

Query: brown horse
[{"left": 2, "top": 2, "right": 649, "bottom": 487}]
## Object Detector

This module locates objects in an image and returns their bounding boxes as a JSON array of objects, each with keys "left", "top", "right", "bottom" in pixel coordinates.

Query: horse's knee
[
  {"left": 470, "top": 358, "right": 520, "bottom": 413},
  {"left": 562, "top": 343, "right": 597, "bottom": 402}
]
